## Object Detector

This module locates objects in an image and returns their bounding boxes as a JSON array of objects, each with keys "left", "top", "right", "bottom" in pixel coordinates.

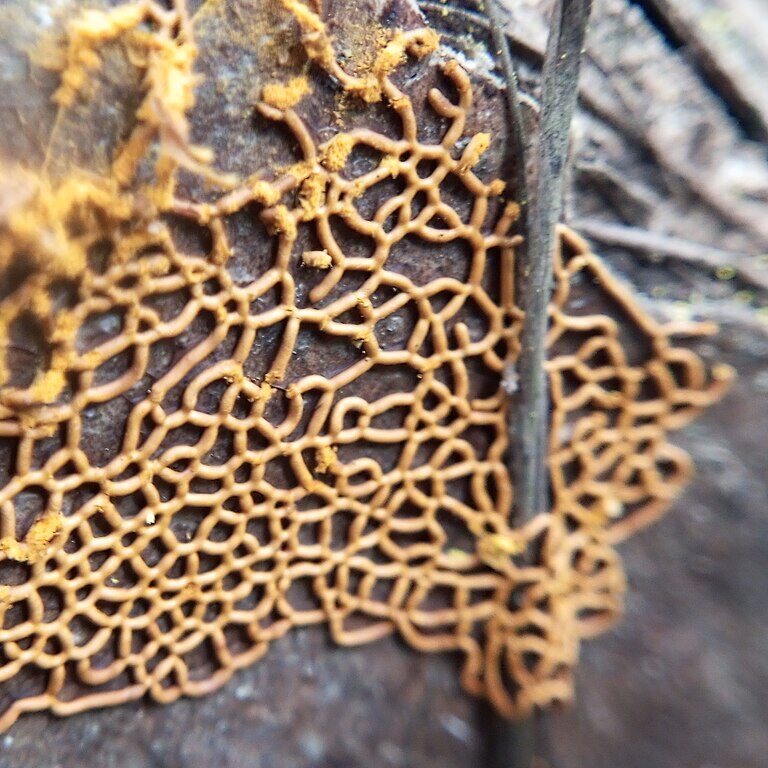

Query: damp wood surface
[{"left": 0, "top": 1, "right": 766, "bottom": 768}]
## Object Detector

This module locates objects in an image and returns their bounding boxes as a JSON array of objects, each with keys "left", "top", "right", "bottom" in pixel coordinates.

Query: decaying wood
[
  {"left": 637, "top": 0, "right": 768, "bottom": 142},
  {"left": 0, "top": 0, "right": 766, "bottom": 767}
]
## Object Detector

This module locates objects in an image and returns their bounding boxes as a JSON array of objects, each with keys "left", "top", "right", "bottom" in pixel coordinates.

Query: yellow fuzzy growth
[
  {"left": 280, "top": 0, "right": 325, "bottom": 34},
  {"left": 132, "top": 34, "right": 199, "bottom": 127},
  {"left": 0, "top": 170, "right": 134, "bottom": 400},
  {"left": 457, "top": 133, "right": 491, "bottom": 173},
  {"left": 352, "top": 327, "right": 373, "bottom": 344},
  {"left": 138, "top": 255, "right": 171, "bottom": 277},
  {"left": 321, "top": 134, "right": 354, "bottom": 172},
  {"left": 43, "top": 0, "right": 219, "bottom": 199},
  {"left": 348, "top": 179, "right": 365, "bottom": 198},
  {"left": 252, "top": 181, "right": 282, "bottom": 207},
  {"left": 2, "top": 175, "right": 131, "bottom": 280},
  {"left": 83, "top": 350, "right": 104, "bottom": 368},
  {"left": 223, "top": 368, "right": 244, "bottom": 385},
  {"left": 54, "top": 3, "right": 147, "bottom": 106},
  {"left": 371, "top": 29, "right": 438, "bottom": 82},
  {"left": 298, "top": 171, "right": 326, "bottom": 218},
  {"left": 348, "top": 29, "right": 440, "bottom": 103},
  {"left": 268, "top": 205, "right": 298, "bottom": 240},
  {"left": 0, "top": 511, "right": 64, "bottom": 564},
  {"left": 504, "top": 201, "right": 522, "bottom": 224},
  {"left": 315, "top": 445, "right": 338, "bottom": 473},
  {"left": 49, "top": 312, "right": 80, "bottom": 345},
  {"left": 302, "top": 250, "right": 332, "bottom": 269},
  {"left": 405, "top": 28, "right": 439, "bottom": 59},
  {"left": 346, "top": 32, "right": 407, "bottom": 104},
  {"left": 477, "top": 531, "right": 526, "bottom": 573},
  {"left": 380, "top": 155, "right": 401, "bottom": 178},
  {"left": 348, "top": 81, "right": 380, "bottom": 103},
  {"left": 248, "top": 381, "right": 273, "bottom": 402},
  {"left": 105, "top": 9, "right": 228, "bottom": 198},
  {"left": 26, "top": 368, "right": 67, "bottom": 405},
  {"left": 262, "top": 76, "right": 312, "bottom": 110},
  {"left": 278, "top": 0, "right": 438, "bottom": 105},
  {"left": 279, "top": 0, "right": 336, "bottom": 70},
  {"left": 136, "top": 33, "right": 224, "bottom": 199},
  {"left": 387, "top": 94, "right": 411, "bottom": 111},
  {"left": 488, "top": 179, "right": 506, "bottom": 196},
  {"left": 281, "top": 160, "right": 313, "bottom": 184},
  {"left": 372, "top": 36, "right": 408, "bottom": 80},
  {"left": 111, "top": 126, "right": 153, "bottom": 187}
]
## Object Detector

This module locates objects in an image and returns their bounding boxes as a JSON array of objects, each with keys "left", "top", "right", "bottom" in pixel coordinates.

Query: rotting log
[{"left": 0, "top": 1, "right": 766, "bottom": 767}]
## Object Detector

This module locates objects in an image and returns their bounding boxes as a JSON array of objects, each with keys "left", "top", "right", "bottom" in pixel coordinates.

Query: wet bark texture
[{"left": 0, "top": 0, "right": 766, "bottom": 766}]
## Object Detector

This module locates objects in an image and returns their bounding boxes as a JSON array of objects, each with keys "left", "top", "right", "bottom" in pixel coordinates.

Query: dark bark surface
[
  {"left": 1, "top": 0, "right": 766, "bottom": 766},
  {"left": 0, "top": 1, "right": 509, "bottom": 766}
]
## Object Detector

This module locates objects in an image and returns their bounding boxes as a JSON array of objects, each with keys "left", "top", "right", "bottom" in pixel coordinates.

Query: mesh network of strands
[{"left": 0, "top": 0, "right": 731, "bottom": 731}]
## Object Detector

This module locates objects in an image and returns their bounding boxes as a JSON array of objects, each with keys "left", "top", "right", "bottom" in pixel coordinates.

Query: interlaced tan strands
[
  {"left": 548, "top": 227, "right": 732, "bottom": 545},
  {"left": 0, "top": 0, "right": 731, "bottom": 731}
]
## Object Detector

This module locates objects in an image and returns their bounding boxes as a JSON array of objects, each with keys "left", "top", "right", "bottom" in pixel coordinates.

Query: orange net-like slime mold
[{"left": 0, "top": 0, "right": 732, "bottom": 730}]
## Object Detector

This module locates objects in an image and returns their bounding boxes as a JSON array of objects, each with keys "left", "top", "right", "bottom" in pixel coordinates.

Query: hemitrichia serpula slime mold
[{"left": 0, "top": 0, "right": 732, "bottom": 730}]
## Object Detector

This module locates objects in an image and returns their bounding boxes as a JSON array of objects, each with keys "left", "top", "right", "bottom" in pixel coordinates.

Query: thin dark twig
[
  {"left": 479, "top": 2, "right": 591, "bottom": 761},
  {"left": 481, "top": 11, "right": 540, "bottom": 764},
  {"left": 476, "top": 7, "right": 542, "bottom": 762},
  {"left": 418, "top": 2, "right": 544, "bottom": 63},
  {"left": 485, "top": 1, "right": 530, "bottom": 225},
  {"left": 569, "top": 218, "right": 768, "bottom": 293},
  {"left": 513, "top": 0, "right": 593, "bottom": 521},
  {"left": 642, "top": 296, "right": 768, "bottom": 336},
  {"left": 482, "top": 0, "right": 536, "bottom": 524}
]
